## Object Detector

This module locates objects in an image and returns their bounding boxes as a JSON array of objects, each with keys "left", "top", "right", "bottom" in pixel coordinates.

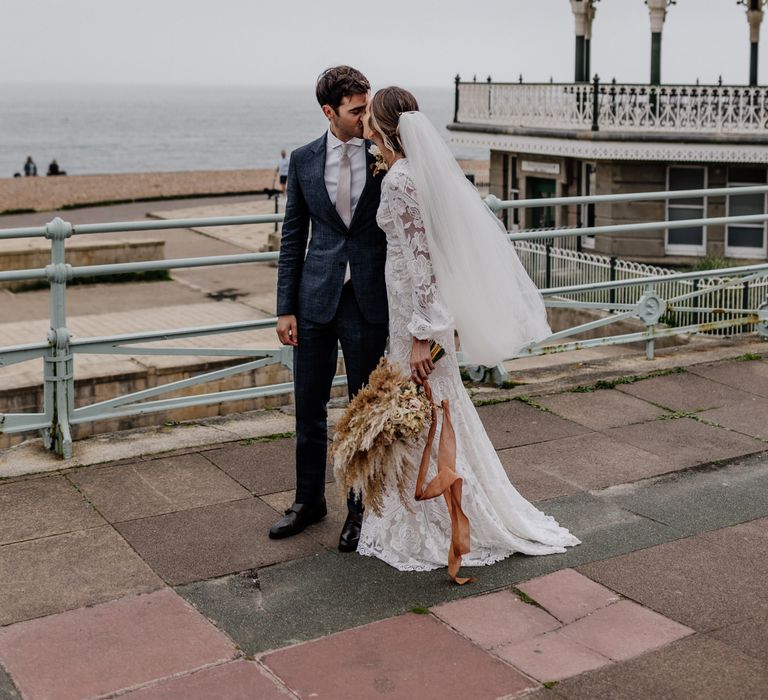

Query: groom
[{"left": 270, "top": 66, "right": 389, "bottom": 551}]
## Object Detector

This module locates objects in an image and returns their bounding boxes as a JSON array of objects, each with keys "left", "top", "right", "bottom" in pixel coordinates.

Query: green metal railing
[{"left": 1, "top": 187, "right": 767, "bottom": 457}]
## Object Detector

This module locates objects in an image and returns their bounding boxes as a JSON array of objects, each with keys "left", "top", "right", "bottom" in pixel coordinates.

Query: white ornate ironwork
[
  {"left": 457, "top": 81, "right": 768, "bottom": 134},
  {"left": 458, "top": 82, "right": 593, "bottom": 128}
]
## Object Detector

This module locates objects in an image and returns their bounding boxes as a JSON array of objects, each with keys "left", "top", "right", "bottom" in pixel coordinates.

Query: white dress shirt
[{"left": 325, "top": 129, "right": 366, "bottom": 284}]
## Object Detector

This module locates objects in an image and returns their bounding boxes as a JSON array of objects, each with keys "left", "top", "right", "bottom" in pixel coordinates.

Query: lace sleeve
[{"left": 383, "top": 169, "right": 452, "bottom": 339}]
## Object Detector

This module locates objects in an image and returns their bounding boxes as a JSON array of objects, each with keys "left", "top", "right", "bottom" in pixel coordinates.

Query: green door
[{"left": 526, "top": 177, "right": 556, "bottom": 230}]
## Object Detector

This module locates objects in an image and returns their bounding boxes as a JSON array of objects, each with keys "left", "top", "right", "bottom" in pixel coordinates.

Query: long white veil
[{"left": 398, "top": 111, "right": 551, "bottom": 366}]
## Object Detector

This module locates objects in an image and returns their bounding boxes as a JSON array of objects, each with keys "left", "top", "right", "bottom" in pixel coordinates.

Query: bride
[{"left": 357, "top": 87, "right": 580, "bottom": 573}]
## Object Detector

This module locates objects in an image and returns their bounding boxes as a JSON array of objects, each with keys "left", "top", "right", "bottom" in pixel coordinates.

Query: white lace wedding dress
[{"left": 357, "top": 159, "right": 581, "bottom": 571}]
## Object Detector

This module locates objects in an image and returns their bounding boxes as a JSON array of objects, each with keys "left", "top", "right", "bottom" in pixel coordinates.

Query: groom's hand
[{"left": 277, "top": 314, "right": 298, "bottom": 346}]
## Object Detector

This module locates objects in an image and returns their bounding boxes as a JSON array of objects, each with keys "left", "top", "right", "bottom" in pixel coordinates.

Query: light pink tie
[{"left": 336, "top": 144, "right": 352, "bottom": 228}]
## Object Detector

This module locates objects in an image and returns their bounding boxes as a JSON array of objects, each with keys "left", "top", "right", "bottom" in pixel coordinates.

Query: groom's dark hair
[{"left": 316, "top": 66, "right": 370, "bottom": 111}]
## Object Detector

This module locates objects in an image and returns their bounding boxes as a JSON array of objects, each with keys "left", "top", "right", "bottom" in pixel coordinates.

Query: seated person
[{"left": 47, "top": 159, "right": 66, "bottom": 176}]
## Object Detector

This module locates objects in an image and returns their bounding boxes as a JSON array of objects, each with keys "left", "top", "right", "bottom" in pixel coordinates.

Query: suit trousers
[{"left": 293, "top": 282, "right": 388, "bottom": 512}]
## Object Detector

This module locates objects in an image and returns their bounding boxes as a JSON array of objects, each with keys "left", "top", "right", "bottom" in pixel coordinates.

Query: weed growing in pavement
[
  {"left": 410, "top": 606, "right": 430, "bottom": 615},
  {"left": 239, "top": 431, "right": 296, "bottom": 446},
  {"left": 473, "top": 397, "right": 512, "bottom": 407},
  {"left": 543, "top": 681, "right": 560, "bottom": 689},
  {"left": 658, "top": 410, "right": 700, "bottom": 420},
  {"left": 570, "top": 367, "right": 686, "bottom": 393},
  {"left": 514, "top": 395, "right": 550, "bottom": 412},
  {"left": 512, "top": 588, "right": 542, "bottom": 608},
  {"left": 735, "top": 353, "right": 762, "bottom": 361}
]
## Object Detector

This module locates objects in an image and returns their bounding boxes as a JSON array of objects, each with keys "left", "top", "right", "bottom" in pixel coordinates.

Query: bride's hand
[{"left": 410, "top": 338, "right": 435, "bottom": 385}]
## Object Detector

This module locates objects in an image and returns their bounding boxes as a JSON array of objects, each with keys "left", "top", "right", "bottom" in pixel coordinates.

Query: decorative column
[
  {"left": 646, "top": 0, "right": 675, "bottom": 85},
  {"left": 740, "top": 0, "right": 766, "bottom": 86},
  {"left": 584, "top": 1, "right": 598, "bottom": 81},
  {"left": 570, "top": 1, "right": 589, "bottom": 82}
]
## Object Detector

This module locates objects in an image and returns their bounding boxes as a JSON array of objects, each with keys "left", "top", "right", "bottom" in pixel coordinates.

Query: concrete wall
[
  {"left": 0, "top": 240, "right": 166, "bottom": 290},
  {"left": 593, "top": 162, "right": 667, "bottom": 258},
  {"left": 0, "top": 357, "right": 346, "bottom": 449}
]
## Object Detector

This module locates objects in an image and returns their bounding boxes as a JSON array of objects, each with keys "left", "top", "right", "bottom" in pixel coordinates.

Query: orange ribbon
[{"left": 414, "top": 381, "right": 475, "bottom": 585}]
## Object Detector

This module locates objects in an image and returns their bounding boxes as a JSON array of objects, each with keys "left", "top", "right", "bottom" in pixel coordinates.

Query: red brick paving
[{"left": 0, "top": 589, "right": 236, "bottom": 700}]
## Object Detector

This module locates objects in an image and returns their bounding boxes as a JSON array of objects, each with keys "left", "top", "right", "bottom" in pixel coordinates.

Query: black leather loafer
[
  {"left": 269, "top": 499, "right": 327, "bottom": 539},
  {"left": 338, "top": 511, "right": 364, "bottom": 552}
]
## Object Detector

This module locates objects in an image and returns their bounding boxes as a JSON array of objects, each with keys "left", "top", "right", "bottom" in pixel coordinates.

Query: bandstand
[{"left": 449, "top": 1, "right": 768, "bottom": 264}]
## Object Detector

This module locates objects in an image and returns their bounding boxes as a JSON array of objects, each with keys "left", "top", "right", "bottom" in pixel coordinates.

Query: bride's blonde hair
[{"left": 370, "top": 87, "right": 419, "bottom": 157}]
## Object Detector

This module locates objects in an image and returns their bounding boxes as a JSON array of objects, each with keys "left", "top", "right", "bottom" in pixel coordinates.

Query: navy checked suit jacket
[{"left": 276, "top": 133, "right": 389, "bottom": 325}]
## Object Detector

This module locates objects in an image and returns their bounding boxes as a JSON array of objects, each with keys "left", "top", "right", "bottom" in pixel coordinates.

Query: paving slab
[
  {"left": 516, "top": 569, "right": 621, "bottom": 624},
  {"left": 494, "top": 461, "right": 578, "bottom": 502},
  {"left": 0, "top": 526, "right": 162, "bottom": 626},
  {"left": 559, "top": 600, "right": 693, "bottom": 661},
  {"left": 0, "top": 667, "right": 20, "bottom": 700},
  {"left": 707, "top": 610, "right": 768, "bottom": 665},
  {"left": 0, "top": 589, "right": 237, "bottom": 700},
  {"left": 604, "top": 417, "right": 766, "bottom": 468},
  {"left": 689, "top": 357, "right": 768, "bottom": 397},
  {"left": 261, "top": 489, "right": 347, "bottom": 550},
  {"left": 596, "top": 455, "right": 768, "bottom": 536},
  {"left": 476, "top": 400, "right": 589, "bottom": 450},
  {"left": 118, "top": 660, "right": 293, "bottom": 700},
  {"left": 537, "top": 389, "right": 668, "bottom": 430},
  {"left": 431, "top": 588, "right": 561, "bottom": 649},
  {"left": 616, "top": 371, "right": 754, "bottom": 411},
  {"left": 494, "top": 631, "right": 611, "bottom": 683},
  {"left": 0, "top": 474, "right": 104, "bottom": 545},
  {"left": 550, "top": 634, "right": 768, "bottom": 700},
  {"left": 577, "top": 530, "right": 767, "bottom": 632},
  {"left": 69, "top": 453, "right": 251, "bottom": 522},
  {"left": 261, "top": 613, "right": 538, "bottom": 700},
  {"left": 698, "top": 516, "right": 768, "bottom": 576},
  {"left": 204, "top": 437, "right": 334, "bottom": 496},
  {"left": 699, "top": 396, "right": 768, "bottom": 440},
  {"left": 150, "top": 199, "right": 285, "bottom": 253},
  {"left": 116, "top": 497, "right": 322, "bottom": 585},
  {"left": 528, "top": 495, "right": 680, "bottom": 574},
  {"left": 499, "top": 433, "right": 671, "bottom": 491}
]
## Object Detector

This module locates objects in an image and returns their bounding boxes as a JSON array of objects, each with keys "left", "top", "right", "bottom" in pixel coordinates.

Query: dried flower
[
  {"left": 331, "top": 357, "right": 431, "bottom": 516},
  {"left": 368, "top": 143, "right": 389, "bottom": 176}
]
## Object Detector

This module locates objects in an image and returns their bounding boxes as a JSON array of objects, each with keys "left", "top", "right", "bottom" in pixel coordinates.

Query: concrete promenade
[{"left": 1, "top": 350, "right": 768, "bottom": 699}]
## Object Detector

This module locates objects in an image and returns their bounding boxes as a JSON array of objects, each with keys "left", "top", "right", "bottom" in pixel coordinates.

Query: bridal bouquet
[{"left": 331, "top": 357, "right": 432, "bottom": 516}]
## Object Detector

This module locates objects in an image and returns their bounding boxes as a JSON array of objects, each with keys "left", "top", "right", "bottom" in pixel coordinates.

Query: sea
[{"left": 0, "top": 84, "right": 486, "bottom": 178}]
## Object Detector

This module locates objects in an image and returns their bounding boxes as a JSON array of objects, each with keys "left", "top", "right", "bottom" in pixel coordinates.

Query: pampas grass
[{"left": 331, "top": 357, "right": 431, "bottom": 516}]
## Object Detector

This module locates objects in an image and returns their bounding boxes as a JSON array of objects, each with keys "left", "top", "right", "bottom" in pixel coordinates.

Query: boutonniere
[{"left": 368, "top": 144, "right": 389, "bottom": 177}]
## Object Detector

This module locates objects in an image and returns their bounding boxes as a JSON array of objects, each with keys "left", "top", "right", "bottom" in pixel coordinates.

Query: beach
[
  {"left": 0, "top": 160, "right": 489, "bottom": 214},
  {"left": 0, "top": 169, "right": 277, "bottom": 215}
]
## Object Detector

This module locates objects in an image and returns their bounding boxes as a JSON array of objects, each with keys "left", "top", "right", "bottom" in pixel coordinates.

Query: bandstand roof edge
[{"left": 448, "top": 127, "right": 768, "bottom": 163}]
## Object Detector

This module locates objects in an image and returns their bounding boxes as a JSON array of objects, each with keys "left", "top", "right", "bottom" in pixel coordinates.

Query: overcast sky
[{"left": 1, "top": 0, "right": 764, "bottom": 88}]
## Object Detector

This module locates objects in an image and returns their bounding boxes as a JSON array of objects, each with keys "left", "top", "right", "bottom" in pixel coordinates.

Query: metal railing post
[
  {"left": 274, "top": 193, "right": 280, "bottom": 233},
  {"left": 454, "top": 74, "right": 461, "bottom": 123},
  {"left": 545, "top": 244, "right": 552, "bottom": 289},
  {"left": 635, "top": 283, "right": 664, "bottom": 361},
  {"left": 591, "top": 74, "right": 600, "bottom": 131},
  {"left": 609, "top": 256, "right": 617, "bottom": 305},
  {"left": 743, "top": 279, "right": 751, "bottom": 331},
  {"left": 42, "top": 217, "right": 74, "bottom": 458}
]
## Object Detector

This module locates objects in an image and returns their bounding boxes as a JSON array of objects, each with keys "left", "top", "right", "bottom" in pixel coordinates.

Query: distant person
[
  {"left": 23, "top": 157, "right": 37, "bottom": 177},
  {"left": 277, "top": 149, "right": 289, "bottom": 193},
  {"left": 47, "top": 159, "right": 66, "bottom": 176}
]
